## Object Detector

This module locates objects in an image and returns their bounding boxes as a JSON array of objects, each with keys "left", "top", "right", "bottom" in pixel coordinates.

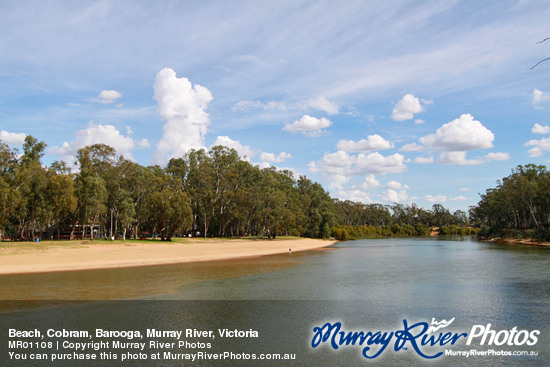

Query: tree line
[
  {"left": 0, "top": 137, "right": 336, "bottom": 241},
  {"left": 469, "top": 164, "right": 550, "bottom": 241},
  {"left": 1, "top": 136, "right": 507, "bottom": 242}
]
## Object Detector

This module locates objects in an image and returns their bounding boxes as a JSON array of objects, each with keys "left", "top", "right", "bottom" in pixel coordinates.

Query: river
[{"left": 1, "top": 237, "right": 548, "bottom": 366}]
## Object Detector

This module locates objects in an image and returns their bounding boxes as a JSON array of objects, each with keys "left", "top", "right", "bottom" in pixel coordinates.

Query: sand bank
[{"left": 0, "top": 238, "right": 337, "bottom": 275}]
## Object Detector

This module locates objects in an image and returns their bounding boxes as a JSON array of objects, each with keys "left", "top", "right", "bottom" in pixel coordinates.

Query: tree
[
  {"left": 530, "top": 37, "right": 550, "bottom": 69},
  {"left": 144, "top": 172, "right": 192, "bottom": 241},
  {"left": 75, "top": 147, "right": 107, "bottom": 240}
]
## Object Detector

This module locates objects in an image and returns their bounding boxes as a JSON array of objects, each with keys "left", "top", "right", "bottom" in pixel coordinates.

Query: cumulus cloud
[
  {"left": 400, "top": 143, "right": 424, "bottom": 152},
  {"left": 525, "top": 138, "right": 550, "bottom": 157},
  {"left": 414, "top": 119, "right": 425, "bottom": 124},
  {"left": 385, "top": 181, "right": 409, "bottom": 190},
  {"left": 282, "top": 115, "right": 332, "bottom": 137},
  {"left": 212, "top": 136, "right": 255, "bottom": 161},
  {"left": 420, "top": 114, "right": 494, "bottom": 151},
  {"left": 97, "top": 90, "right": 122, "bottom": 104},
  {"left": 259, "top": 151, "right": 292, "bottom": 163},
  {"left": 310, "top": 150, "right": 406, "bottom": 187},
  {"left": 384, "top": 188, "right": 409, "bottom": 203},
  {"left": 532, "top": 89, "right": 550, "bottom": 106},
  {"left": 485, "top": 152, "right": 510, "bottom": 161},
  {"left": 302, "top": 97, "right": 339, "bottom": 115},
  {"left": 424, "top": 194, "right": 447, "bottom": 203},
  {"left": 414, "top": 156, "right": 434, "bottom": 164},
  {"left": 391, "top": 94, "right": 426, "bottom": 121},
  {"left": 439, "top": 151, "right": 483, "bottom": 165},
  {"left": 356, "top": 174, "right": 380, "bottom": 190},
  {"left": 234, "top": 96, "right": 339, "bottom": 115},
  {"left": 532, "top": 123, "right": 550, "bottom": 134},
  {"left": 336, "top": 189, "right": 373, "bottom": 204},
  {"left": 336, "top": 134, "right": 393, "bottom": 153},
  {"left": 136, "top": 138, "right": 150, "bottom": 148},
  {"left": 153, "top": 68, "right": 213, "bottom": 165},
  {"left": 0, "top": 130, "right": 26, "bottom": 145},
  {"left": 328, "top": 174, "right": 350, "bottom": 190},
  {"left": 50, "top": 121, "right": 148, "bottom": 163}
]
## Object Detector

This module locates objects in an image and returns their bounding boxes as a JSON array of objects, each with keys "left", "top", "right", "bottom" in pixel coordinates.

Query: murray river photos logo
[{"left": 311, "top": 318, "right": 540, "bottom": 360}]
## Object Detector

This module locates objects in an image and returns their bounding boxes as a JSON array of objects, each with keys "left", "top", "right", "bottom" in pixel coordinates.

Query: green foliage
[
  {"left": 471, "top": 164, "right": 550, "bottom": 241},
  {"left": 331, "top": 223, "right": 431, "bottom": 241},
  {"left": 438, "top": 225, "right": 477, "bottom": 236},
  {"left": 8, "top": 137, "right": 542, "bottom": 245}
]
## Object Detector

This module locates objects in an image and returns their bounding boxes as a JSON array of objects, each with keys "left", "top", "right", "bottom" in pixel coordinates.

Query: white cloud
[
  {"left": 136, "top": 138, "right": 150, "bottom": 148},
  {"left": 485, "top": 152, "right": 510, "bottom": 161},
  {"left": 234, "top": 96, "right": 339, "bottom": 115},
  {"left": 328, "top": 174, "right": 350, "bottom": 190},
  {"left": 357, "top": 174, "right": 380, "bottom": 190},
  {"left": 259, "top": 151, "right": 292, "bottom": 163},
  {"left": 0, "top": 130, "right": 26, "bottom": 145},
  {"left": 303, "top": 97, "right": 339, "bottom": 115},
  {"left": 532, "top": 123, "right": 550, "bottom": 134},
  {"left": 384, "top": 188, "right": 408, "bottom": 203},
  {"left": 282, "top": 115, "right": 332, "bottom": 137},
  {"left": 97, "top": 90, "right": 122, "bottom": 104},
  {"left": 414, "top": 119, "right": 425, "bottom": 124},
  {"left": 414, "top": 156, "right": 434, "bottom": 164},
  {"left": 525, "top": 138, "right": 550, "bottom": 157},
  {"left": 391, "top": 94, "right": 425, "bottom": 121},
  {"left": 400, "top": 143, "right": 424, "bottom": 152},
  {"left": 311, "top": 151, "right": 406, "bottom": 186},
  {"left": 336, "top": 134, "right": 393, "bottom": 153},
  {"left": 153, "top": 68, "right": 213, "bottom": 165},
  {"left": 459, "top": 187, "right": 471, "bottom": 192},
  {"left": 385, "top": 180, "right": 409, "bottom": 190},
  {"left": 449, "top": 196, "right": 468, "bottom": 201},
  {"left": 354, "top": 152, "right": 407, "bottom": 175},
  {"left": 424, "top": 194, "right": 447, "bottom": 203},
  {"left": 439, "top": 151, "right": 483, "bottom": 165},
  {"left": 532, "top": 89, "right": 550, "bottom": 106},
  {"left": 420, "top": 114, "right": 494, "bottom": 151},
  {"left": 49, "top": 121, "right": 146, "bottom": 162},
  {"left": 336, "top": 189, "right": 372, "bottom": 204},
  {"left": 212, "top": 136, "right": 255, "bottom": 161}
]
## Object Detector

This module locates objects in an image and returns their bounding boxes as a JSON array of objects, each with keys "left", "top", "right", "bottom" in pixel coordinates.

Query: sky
[{"left": 1, "top": 0, "right": 550, "bottom": 212}]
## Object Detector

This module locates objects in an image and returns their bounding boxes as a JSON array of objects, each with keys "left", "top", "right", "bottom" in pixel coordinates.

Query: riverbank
[
  {"left": 0, "top": 238, "right": 337, "bottom": 274},
  {"left": 480, "top": 237, "right": 550, "bottom": 247}
]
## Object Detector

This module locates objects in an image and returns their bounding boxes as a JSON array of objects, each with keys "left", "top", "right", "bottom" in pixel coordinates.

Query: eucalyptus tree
[
  {"left": 143, "top": 170, "right": 193, "bottom": 241},
  {"left": 47, "top": 161, "right": 77, "bottom": 238},
  {"left": 184, "top": 149, "right": 216, "bottom": 237},
  {"left": 471, "top": 164, "right": 550, "bottom": 230},
  {"left": 75, "top": 146, "right": 107, "bottom": 240},
  {"left": 12, "top": 136, "right": 49, "bottom": 240},
  {"left": 298, "top": 176, "right": 336, "bottom": 239},
  {"left": 0, "top": 142, "right": 17, "bottom": 239}
]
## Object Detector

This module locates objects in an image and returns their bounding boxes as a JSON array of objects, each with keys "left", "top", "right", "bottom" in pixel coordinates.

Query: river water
[{"left": 1, "top": 237, "right": 549, "bottom": 366}]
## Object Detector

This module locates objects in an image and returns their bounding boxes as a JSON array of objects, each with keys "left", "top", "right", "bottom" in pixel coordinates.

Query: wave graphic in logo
[{"left": 427, "top": 317, "right": 455, "bottom": 333}]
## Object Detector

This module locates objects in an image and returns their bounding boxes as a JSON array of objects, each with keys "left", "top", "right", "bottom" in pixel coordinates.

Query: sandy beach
[{"left": 0, "top": 238, "right": 337, "bottom": 275}]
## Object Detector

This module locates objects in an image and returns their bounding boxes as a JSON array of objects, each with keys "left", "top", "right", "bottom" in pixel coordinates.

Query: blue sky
[{"left": 1, "top": 0, "right": 550, "bottom": 211}]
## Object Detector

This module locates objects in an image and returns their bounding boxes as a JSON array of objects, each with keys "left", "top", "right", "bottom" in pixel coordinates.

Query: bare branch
[
  {"left": 530, "top": 56, "right": 550, "bottom": 70},
  {"left": 536, "top": 37, "right": 550, "bottom": 44}
]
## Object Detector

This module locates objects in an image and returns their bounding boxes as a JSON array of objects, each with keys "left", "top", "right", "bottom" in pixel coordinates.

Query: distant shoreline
[
  {"left": 0, "top": 238, "right": 337, "bottom": 275},
  {"left": 479, "top": 237, "right": 550, "bottom": 247}
]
